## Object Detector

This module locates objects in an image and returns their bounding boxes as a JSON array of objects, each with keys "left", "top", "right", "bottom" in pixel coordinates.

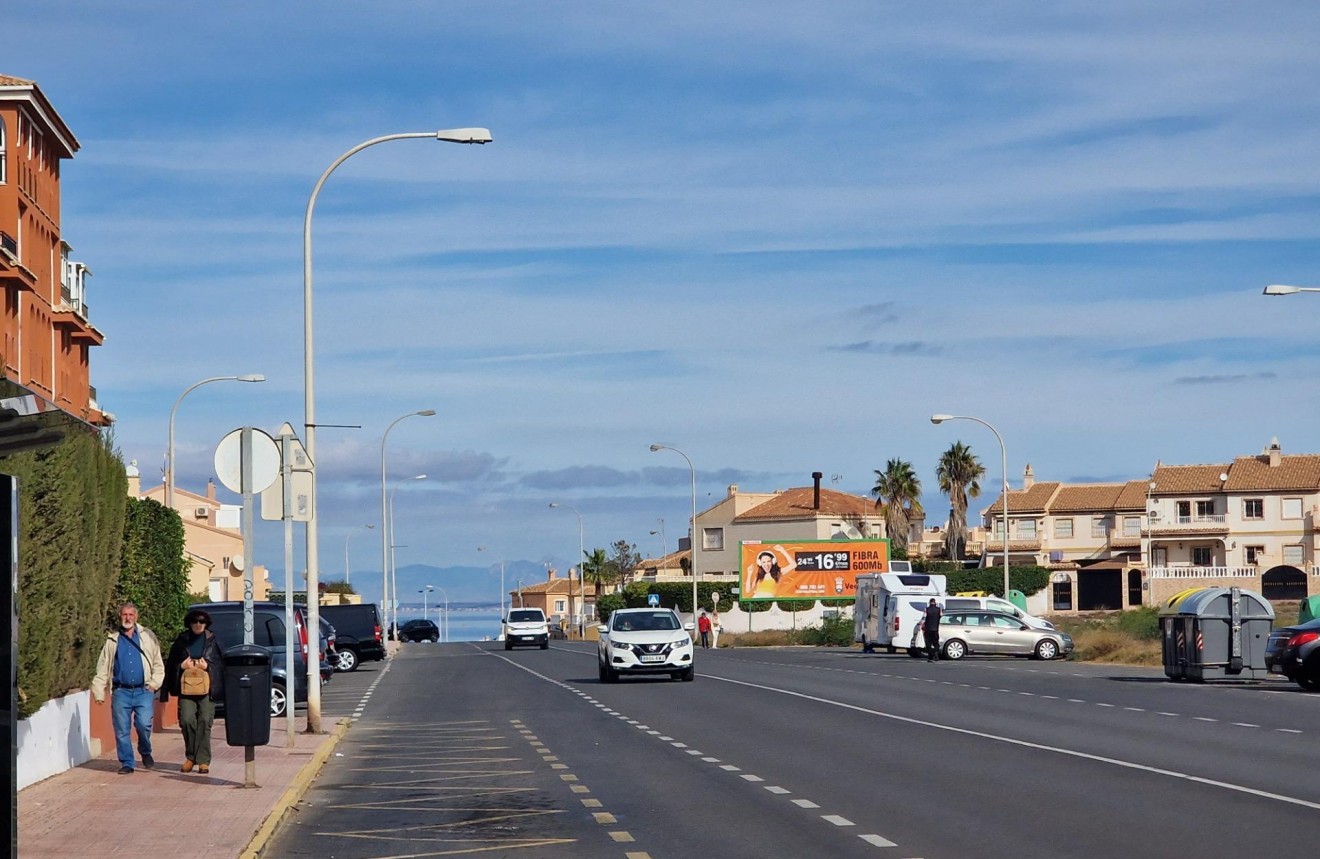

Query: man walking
[
  {"left": 697, "top": 611, "right": 712, "bottom": 648},
  {"left": 92, "top": 603, "right": 166, "bottom": 774},
  {"left": 922, "top": 598, "right": 943, "bottom": 662}
]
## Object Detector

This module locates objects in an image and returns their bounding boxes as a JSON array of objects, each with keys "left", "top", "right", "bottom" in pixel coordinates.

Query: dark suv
[
  {"left": 320, "top": 603, "right": 386, "bottom": 671},
  {"left": 1265, "top": 617, "right": 1320, "bottom": 691},
  {"left": 193, "top": 601, "right": 331, "bottom": 717}
]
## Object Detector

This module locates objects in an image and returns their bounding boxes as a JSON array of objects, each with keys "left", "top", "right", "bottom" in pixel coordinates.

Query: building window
[
  {"left": 1243, "top": 499, "right": 1264, "bottom": 520},
  {"left": 1192, "top": 546, "right": 1213, "bottom": 566},
  {"left": 993, "top": 518, "right": 1005, "bottom": 539},
  {"left": 1054, "top": 518, "right": 1073, "bottom": 539},
  {"left": 1017, "top": 519, "right": 1036, "bottom": 538},
  {"left": 1091, "top": 516, "right": 1109, "bottom": 538},
  {"left": 1195, "top": 500, "right": 1216, "bottom": 520},
  {"left": 1152, "top": 547, "right": 1168, "bottom": 566},
  {"left": 702, "top": 527, "right": 724, "bottom": 551},
  {"left": 1176, "top": 500, "right": 1191, "bottom": 523},
  {"left": 0, "top": 119, "right": 6, "bottom": 184},
  {"left": 1245, "top": 546, "right": 1265, "bottom": 565},
  {"left": 1283, "top": 497, "right": 1303, "bottom": 519},
  {"left": 1283, "top": 545, "right": 1305, "bottom": 566},
  {"left": 554, "top": 599, "right": 566, "bottom": 614},
  {"left": 1123, "top": 516, "right": 1142, "bottom": 537}
]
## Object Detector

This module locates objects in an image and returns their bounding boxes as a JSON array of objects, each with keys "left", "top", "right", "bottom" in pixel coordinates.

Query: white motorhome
[{"left": 854, "top": 567, "right": 947, "bottom": 655}]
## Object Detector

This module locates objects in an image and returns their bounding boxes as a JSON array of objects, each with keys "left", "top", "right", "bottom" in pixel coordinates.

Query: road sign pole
[
  {"left": 281, "top": 435, "right": 296, "bottom": 747},
  {"left": 240, "top": 426, "right": 258, "bottom": 788}
]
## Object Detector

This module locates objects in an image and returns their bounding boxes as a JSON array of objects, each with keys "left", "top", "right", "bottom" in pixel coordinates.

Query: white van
[
  {"left": 940, "top": 595, "right": 1054, "bottom": 630},
  {"left": 854, "top": 571, "right": 947, "bottom": 655},
  {"left": 503, "top": 607, "right": 550, "bottom": 650}
]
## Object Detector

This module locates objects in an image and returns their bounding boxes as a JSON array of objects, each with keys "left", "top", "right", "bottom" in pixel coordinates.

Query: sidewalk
[{"left": 17, "top": 714, "right": 348, "bottom": 858}]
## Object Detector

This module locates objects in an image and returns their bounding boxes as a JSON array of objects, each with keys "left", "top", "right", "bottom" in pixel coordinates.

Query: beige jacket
[{"left": 91, "top": 625, "right": 166, "bottom": 702}]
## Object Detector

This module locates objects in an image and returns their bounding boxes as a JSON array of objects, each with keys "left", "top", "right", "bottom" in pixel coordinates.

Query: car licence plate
[{"left": 640, "top": 654, "right": 665, "bottom": 663}]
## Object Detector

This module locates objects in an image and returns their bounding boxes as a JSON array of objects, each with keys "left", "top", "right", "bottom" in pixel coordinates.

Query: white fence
[{"left": 1147, "top": 566, "right": 1258, "bottom": 579}]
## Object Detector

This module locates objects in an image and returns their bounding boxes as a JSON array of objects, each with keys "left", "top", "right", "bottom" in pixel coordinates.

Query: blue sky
[{"left": 10, "top": 2, "right": 1320, "bottom": 599}]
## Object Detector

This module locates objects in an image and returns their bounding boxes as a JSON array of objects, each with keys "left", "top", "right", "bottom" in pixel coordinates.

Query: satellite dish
[{"left": 231, "top": 556, "right": 245, "bottom": 572}]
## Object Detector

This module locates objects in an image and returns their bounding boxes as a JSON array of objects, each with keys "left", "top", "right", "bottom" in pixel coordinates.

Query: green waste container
[
  {"left": 1300, "top": 595, "right": 1320, "bottom": 624},
  {"left": 1007, "top": 589, "right": 1027, "bottom": 613},
  {"left": 1158, "top": 587, "right": 1274, "bottom": 681}
]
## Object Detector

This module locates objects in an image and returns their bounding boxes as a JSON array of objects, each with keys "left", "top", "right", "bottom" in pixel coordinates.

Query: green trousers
[{"left": 178, "top": 696, "right": 216, "bottom": 765}]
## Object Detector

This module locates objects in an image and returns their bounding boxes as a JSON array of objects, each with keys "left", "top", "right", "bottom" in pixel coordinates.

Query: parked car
[
  {"left": 1265, "top": 617, "right": 1320, "bottom": 691},
  {"left": 597, "top": 607, "right": 695, "bottom": 682},
  {"left": 938, "top": 610, "right": 1074, "bottom": 661},
  {"left": 503, "top": 607, "right": 550, "bottom": 650},
  {"left": 192, "top": 601, "right": 332, "bottom": 717},
  {"left": 394, "top": 618, "right": 440, "bottom": 642},
  {"left": 320, "top": 603, "right": 386, "bottom": 671}
]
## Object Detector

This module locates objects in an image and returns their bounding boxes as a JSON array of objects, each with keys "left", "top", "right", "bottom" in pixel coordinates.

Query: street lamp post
[
  {"left": 167, "top": 374, "right": 265, "bottom": 509},
  {"left": 549, "top": 503, "right": 584, "bottom": 637},
  {"left": 344, "top": 523, "right": 374, "bottom": 586},
  {"left": 380, "top": 410, "right": 435, "bottom": 637},
  {"left": 651, "top": 517, "right": 667, "bottom": 562},
  {"left": 1263, "top": 284, "right": 1320, "bottom": 296},
  {"left": 303, "top": 129, "right": 489, "bottom": 733},
  {"left": 432, "top": 586, "right": 449, "bottom": 642},
  {"left": 930, "top": 414, "right": 1010, "bottom": 599},
  {"left": 387, "top": 474, "right": 427, "bottom": 638},
  {"left": 420, "top": 584, "right": 434, "bottom": 631},
  {"left": 477, "top": 546, "right": 506, "bottom": 618},
  {"left": 650, "top": 444, "right": 699, "bottom": 628}
]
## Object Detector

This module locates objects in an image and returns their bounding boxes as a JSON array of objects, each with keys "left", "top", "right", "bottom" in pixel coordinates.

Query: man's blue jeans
[{"left": 111, "top": 687, "right": 154, "bottom": 769}]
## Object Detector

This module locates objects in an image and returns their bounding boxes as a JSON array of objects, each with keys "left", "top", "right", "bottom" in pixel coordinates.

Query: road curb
[{"left": 238, "top": 718, "right": 352, "bottom": 859}]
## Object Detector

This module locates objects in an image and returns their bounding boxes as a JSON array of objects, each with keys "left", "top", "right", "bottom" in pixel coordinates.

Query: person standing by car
[
  {"left": 91, "top": 603, "right": 166, "bottom": 774},
  {"left": 697, "top": 611, "right": 712, "bottom": 648},
  {"left": 164, "top": 608, "right": 226, "bottom": 774},
  {"left": 922, "top": 598, "right": 943, "bottom": 662}
]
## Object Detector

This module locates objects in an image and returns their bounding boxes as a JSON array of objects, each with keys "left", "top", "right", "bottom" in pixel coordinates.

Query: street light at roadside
[
  {"left": 931, "top": 414, "right": 1010, "bottom": 600},
  {"left": 1263, "top": 284, "right": 1320, "bottom": 296},
  {"left": 388, "top": 474, "right": 427, "bottom": 638},
  {"left": 477, "top": 545, "right": 506, "bottom": 618},
  {"left": 549, "top": 502, "right": 584, "bottom": 637},
  {"left": 432, "top": 585, "right": 450, "bottom": 642},
  {"left": 167, "top": 374, "right": 265, "bottom": 509},
  {"left": 650, "top": 444, "right": 699, "bottom": 629},
  {"left": 380, "top": 410, "right": 436, "bottom": 638},
  {"left": 420, "top": 584, "right": 434, "bottom": 634},
  {"left": 344, "top": 523, "right": 374, "bottom": 586},
  {"left": 303, "top": 129, "right": 490, "bottom": 733}
]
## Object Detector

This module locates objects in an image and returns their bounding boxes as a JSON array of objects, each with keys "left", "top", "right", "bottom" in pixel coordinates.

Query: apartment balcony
[
  {"left": 0, "top": 231, "right": 36, "bottom": 291},
  {"left": 1148, "top": 565, "right": 1257, "bottom": 579},
  {"left": 1149, "top": 514, "right": 1229, "bottom": 538}
]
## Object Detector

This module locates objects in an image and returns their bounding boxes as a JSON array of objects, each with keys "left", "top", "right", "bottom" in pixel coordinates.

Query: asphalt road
[{"left": 264, "top": 642, "right": 1320, "bottom": 858}]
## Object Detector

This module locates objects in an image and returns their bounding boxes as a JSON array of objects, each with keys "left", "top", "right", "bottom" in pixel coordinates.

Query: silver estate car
[{"left": 939, "top": 610, "right": 1073, "bottom": 661}]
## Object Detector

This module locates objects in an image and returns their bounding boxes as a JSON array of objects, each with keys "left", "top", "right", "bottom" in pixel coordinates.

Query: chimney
[
  {"left": 812, "top": 472, "right": 823, "bottom": 509},
  {"left": 125, "top": 460, "right": 140, "bottom": 499},
  {"left": 1269, "top": 437, "right": 1282, "bottom": 467},
  {"left": 727, "top": 484, "right": 738, "bottom": 498},
  {"left": 547, "top": 568, "right": 556, "bottom": 581},
  {"left": 1022, "top": 463, "right": 1035, "bottom": 490},
  {"left": 207, "top": 479, "right": 217, "bottom": 502}
]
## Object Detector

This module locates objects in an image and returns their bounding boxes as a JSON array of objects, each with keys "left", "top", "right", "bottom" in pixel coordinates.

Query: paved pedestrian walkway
[{"left": 17, "top": 714, "right": 348, "bottom": 859}]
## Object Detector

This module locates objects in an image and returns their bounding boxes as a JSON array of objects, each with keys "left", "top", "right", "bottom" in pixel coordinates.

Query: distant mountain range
[{"left": 336, "top": 559, "right": 567, "bottom": 609}]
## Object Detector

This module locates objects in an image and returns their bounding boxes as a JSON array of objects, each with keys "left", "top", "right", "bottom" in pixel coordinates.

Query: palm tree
[
  {"left": 580, "top": 548, "right": 611, "bottom": 598},
  {"left": 872, "top": 458, "right": 923, "bottom": 553},
  {"left": 936, "top": 442, "right": 984, "bottom": 561}
]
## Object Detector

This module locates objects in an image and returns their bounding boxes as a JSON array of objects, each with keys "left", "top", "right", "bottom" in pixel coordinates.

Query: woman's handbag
[{"left": 180, "top": 664, "right": 211, "bottom": 697}]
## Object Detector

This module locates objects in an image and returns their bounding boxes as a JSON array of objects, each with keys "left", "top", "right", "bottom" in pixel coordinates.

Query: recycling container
[
  {"left": 1158, "top": 587, "right": 1274, "bottom": 681},
  {"left": 223, "top": 644, "right": 272, "bottom": 746}
]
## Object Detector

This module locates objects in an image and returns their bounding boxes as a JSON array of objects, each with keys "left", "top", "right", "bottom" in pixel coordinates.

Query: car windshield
[
  {"left": 612, "top": 612, "right": 680, "bottom": 632},
  {"left": 509, "top": 610, "right": 543, "bottom": 623}
]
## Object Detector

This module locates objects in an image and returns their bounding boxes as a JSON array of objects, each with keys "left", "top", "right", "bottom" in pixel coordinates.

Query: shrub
[
  {"left": 1115, "top": 606, "right": 1159, "bottom": 640},
  {"left": 795, "top": 614, "right": 854, "bottom": 647}
]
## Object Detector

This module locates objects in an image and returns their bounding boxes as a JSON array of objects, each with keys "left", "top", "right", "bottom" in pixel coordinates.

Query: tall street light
[
  {"left": 477, "top": 546, "right": 505, "bottom": 618},
  {"left": 303, "top": 129, "right": 489, "bottom": 733},
  {"left": 1263, "top": 284, "right": 1320, "bottom": 296},
  {"left": 380, "top": 409, "right": 436, "bottom": 637},
  {"left": 432, "top": 585, "right": 450, "bottom": 642},
  {"left": 549, "top": 502, "right": 584, "bottom": 637},
  {"left": 650, "top": 444, "right": 698, "bottom": 626},
  {"left": 420, "top": 584, "right": 434, "bottom": 631},
  {"left": 344, "top": 523, "right": 374, "bottom": 586},
  {"left": 167, "top": 374, "right": 265, "bottom": 509},
  {"left": 388, "top": 474, "right": 427, "bottom": 638},
  {"left": 931, "top": 414, "right": 1010, "bottom": 599}
]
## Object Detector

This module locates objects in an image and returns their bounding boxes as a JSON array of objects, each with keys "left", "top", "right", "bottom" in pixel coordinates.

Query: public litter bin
[
  {"left": 1007, "top": 589, "right": 1027, "bottom": 613},
  {"left": 1300, "top": 595, "right": 1320, "bottom": 624},
  {"left": 1158, "top": 587, "right": 1274, "bottom": 682},
  {"left": 223, "top": 644, "right": 272, "bottom": 746}
]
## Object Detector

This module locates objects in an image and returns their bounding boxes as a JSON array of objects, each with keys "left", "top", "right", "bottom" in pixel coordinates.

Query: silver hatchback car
[{"left": 939, "top": 610, "right": 1073, "bottom": 661}]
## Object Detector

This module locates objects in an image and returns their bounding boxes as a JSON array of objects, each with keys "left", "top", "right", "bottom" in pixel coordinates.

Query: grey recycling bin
[
  {"left": 1158, "top": 587, "right": 1274, "bottom": 681},
  {"left": 223, "top": 644, "right": 272, "bottom": 746}
]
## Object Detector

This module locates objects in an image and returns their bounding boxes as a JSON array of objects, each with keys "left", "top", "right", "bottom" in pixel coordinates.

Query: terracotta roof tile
[
  {"left": 0, "top": 75, "right": 36, "bottom": 86},
  {"left": 734, "top": 487, "right": 876, "bottom": 521},
  {"left": 1050, "top": 483, "right": 1144, "bottom": 513},
  {"left": 517, "top": 578, "right": 575, "bottom": 595},
  {"left": 1152, "top": 464, "right": 1231, "bottom": 495},
  {"left": 985, "top": 482, "right": 1059, "bottom": 514},
  {"left": 1224, "top": 454, "right": 1320, "bottom": 492}
]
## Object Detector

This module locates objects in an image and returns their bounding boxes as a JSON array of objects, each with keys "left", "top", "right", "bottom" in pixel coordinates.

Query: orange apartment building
[{"left": 0, "top": 74, "right": 108, "bottom": 426}]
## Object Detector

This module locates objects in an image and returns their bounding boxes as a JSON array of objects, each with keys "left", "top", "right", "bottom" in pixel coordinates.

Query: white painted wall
[{"left": 17, "top": 690, "right": 93, "bottom": 789}]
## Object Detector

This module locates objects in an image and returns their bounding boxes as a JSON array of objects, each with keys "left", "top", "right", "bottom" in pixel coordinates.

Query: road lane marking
[
  {"left": 708, "top": 675, "right": 1320, "bottom": 812},
  {"left": 610, "top": 831, "right": 636, "bottom": 842},
  {"left": 823, "top": 815, "right": 854, "bottom": 826},
  {"left": 792, "top": 799, "right": 820, "bottom": 808},
  {"left": 765, "top": 786, "right": 791, "bottom": 794},
  {"left": 859, "top": 833, "right": 897, "bottom": 846}
]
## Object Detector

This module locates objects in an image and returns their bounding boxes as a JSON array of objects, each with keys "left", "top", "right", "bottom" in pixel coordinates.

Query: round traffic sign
[{"left": 214, "top": 427, "right": 281, "bottom": 494}]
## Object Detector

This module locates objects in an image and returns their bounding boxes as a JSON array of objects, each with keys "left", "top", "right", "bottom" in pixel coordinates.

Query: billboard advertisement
[{"left": 738, "top": 539, "right": 891, "bottom": 601}]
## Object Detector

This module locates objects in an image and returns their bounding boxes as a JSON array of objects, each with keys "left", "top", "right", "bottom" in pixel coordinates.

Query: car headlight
[
  {"left": 611, "top": 640, "right": 631, "bottom": 651},
  {"left": 673, "top": 638, "right": 693, "bottom": 649}
]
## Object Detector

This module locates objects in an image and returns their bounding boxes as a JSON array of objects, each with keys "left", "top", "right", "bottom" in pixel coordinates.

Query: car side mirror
[
  {"left": 500, "top": 619, "right": 507, "bottom": 624},
  {"left": 684, "top": 622, "right": 695, "bottom": 631},
  {"left": 597, "top": 624, "right": 608, "bottom": 634}
]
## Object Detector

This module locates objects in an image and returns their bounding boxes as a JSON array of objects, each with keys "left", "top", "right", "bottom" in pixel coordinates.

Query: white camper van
[{"left": 854, "top": 567, "right": 947, "bottom": 655}]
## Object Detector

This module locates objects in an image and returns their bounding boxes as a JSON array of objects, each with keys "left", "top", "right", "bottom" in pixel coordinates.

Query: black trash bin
[{"left": 223, "top": 644, "right": 272, "bottom": 746}]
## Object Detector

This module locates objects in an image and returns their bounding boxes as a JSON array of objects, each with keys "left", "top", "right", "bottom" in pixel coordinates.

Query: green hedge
[
  {"left": 118, "top": 496, "right": 189, "bottom": 641},
  {"left": 8, "top": 427, "right": 127, "bottom": 718},
  {"left": 912, "top": 562, "right": 1049, "bottom": 597}
]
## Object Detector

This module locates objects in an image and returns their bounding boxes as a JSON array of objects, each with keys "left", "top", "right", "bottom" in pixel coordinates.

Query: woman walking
[{"left": 165, "top": 608, "right": 225, "bottom": 774}]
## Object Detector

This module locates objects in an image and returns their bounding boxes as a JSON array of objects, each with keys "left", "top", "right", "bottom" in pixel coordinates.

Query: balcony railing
[
  {"left": 1173, "top": 514, "right": 1225, "bottom": 525},
  {"left": 1148, "top": 565, "right": 1257, "bottom": 579},
  {"left": 0, "top": 231, "right": 16, "bottom": 257}
]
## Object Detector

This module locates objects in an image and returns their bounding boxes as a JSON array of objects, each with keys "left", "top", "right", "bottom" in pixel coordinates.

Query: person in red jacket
[{"left": 697, "top": 611, "right": 713, "bottom": 648}]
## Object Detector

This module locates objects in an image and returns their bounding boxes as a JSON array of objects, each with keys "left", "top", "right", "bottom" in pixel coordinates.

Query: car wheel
[
  {"left": 270, "top": 681, "right": 288, "bottom": 718},
  {"left": 886, "top": 645, "right": 897, "bottom": 654},
  {"left": 335, "top": 648, "right": 359, "bottom": 672},
  {"left": 942, "top": 639, "right": 966, "bottom": 661},
  {"left": 598, "top": 662, "right": 609, "bottom": 682},
  {"left": 1034, "top": 639, "right": 1059, "bottom": 661},
  {"left": 679, "top": 666, "right": 695, "bottom": 682},
  {"left": 429, "top": 634, "right": 440, "bottom": 643},
  {"left": 1297, "top": 674, "right": 1320, "bottom": 692},
  {"left": 540, "top": 640, "right": 549, "bottom": 650}
]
